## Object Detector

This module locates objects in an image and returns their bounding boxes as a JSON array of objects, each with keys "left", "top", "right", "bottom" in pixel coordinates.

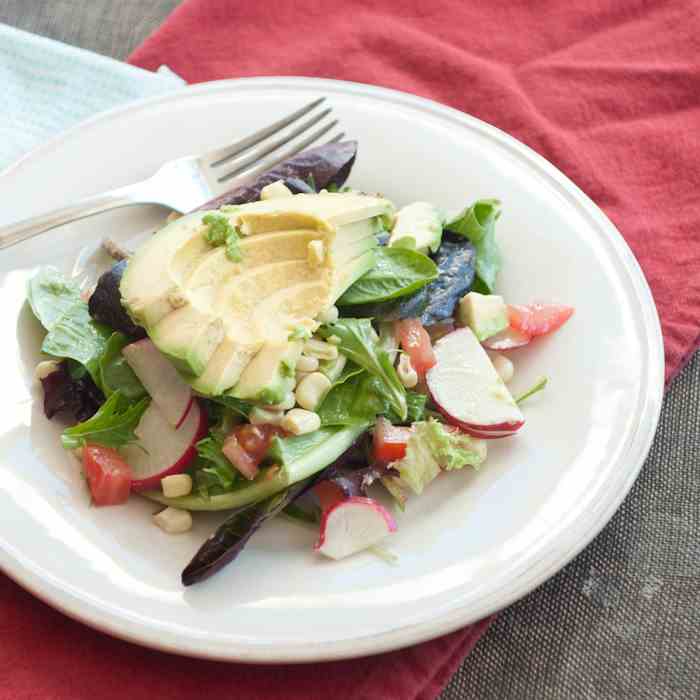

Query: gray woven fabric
[
  {"left": 442, "top": 352, "right": 700, "bottom": 700},
  {"left": 2, "top": 2, "right": 698, "bottom": 698}
]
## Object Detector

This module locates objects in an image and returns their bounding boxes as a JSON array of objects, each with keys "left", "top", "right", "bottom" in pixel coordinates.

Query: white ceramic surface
[{"left": 0, "top": 78, "right": 664, "bottom": 663}]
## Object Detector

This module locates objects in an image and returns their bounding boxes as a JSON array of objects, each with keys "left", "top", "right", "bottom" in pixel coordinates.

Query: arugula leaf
[
  {"left": 445, "top": 199, "right": 502, "bottom": 293},
  {"left": 209, "top": 395, "right": 252, "bottom": 419},
  {"left": 338, "top": 247, "right": 438, "bottom": 305},
  {"left": 384, "top": 390, "right": 427, "bottom": 424},
  {"left": 203, "top": 213, "right": 242, "bottom": 262},
  {"left": 195, "top": 435, "right": 238, "bottom": 493},
  {"left": 99, "top": 332, "right": 146, "bottom": 400},
  {"left": 61, "top": 391, "right": 149, "bottom": 450},
  {"left": 319, "top": 318, "right": 407, "bottom": 421}
]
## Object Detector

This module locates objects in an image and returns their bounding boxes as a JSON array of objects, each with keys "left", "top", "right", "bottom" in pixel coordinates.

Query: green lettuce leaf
[
  {"left": 393, "top": 419, "right": 487, "bottom": 495},
  {"left": 61, "top": 391, "right": 149, "bottom": 450},
  {"left": 99, "top": 332, "right": 146, "bottom": 400},
  {"left": 319, "top": 318, "right": 407, "bottom": 421},
  {"left": 445, "top": 199, "right": 502, "bottom": 293}
]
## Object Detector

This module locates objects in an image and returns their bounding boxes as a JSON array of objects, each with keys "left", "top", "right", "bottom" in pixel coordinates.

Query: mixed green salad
[{"left": 28, "top": 140, "right": 572, "bottom": 584}]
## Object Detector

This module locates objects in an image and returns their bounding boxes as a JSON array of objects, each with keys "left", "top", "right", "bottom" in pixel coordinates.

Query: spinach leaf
[
  {"left": 28, "top": 267, "right": 113, "bottom": 385},
  {"left": 42, "top": 302, "right": 111, "bottom": 385},
  {"left": 99, "top": 332, "right": 146, "bottom": 400},
  {"left": 338, "top": 247, "right": 437, "bottom": 305},
  {"left": 27, "top": 267, "right": 82, "bottom": 331},
  {"left": 445, "top": 199, "right": 501, "bottom": 293},
  {"left": 317, "top": 372, "right": 375, "bottom": 426},
  {"left": 61, "top": 391, "right": 149, "bottom": 450},
  {"left": 319, "top": 318, "right": 407, "bottom": 421}
]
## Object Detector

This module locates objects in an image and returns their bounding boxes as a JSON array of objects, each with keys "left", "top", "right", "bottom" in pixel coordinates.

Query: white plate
[{"left": 0, "top": 77, "right": 664, "bottom": 662}]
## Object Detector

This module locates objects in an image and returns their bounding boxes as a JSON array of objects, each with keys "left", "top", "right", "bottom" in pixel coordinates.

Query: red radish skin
[
  {"left": 315, "top": 497, "right": 397, "bottom": 560},
  {"left": 482, "top": 327, "right": 532, "bottom": 350},
  {"left": 122, "top": 339, "right": 193, "bottom": 428},
  {"left": 174, "top": 397, "right": 194, "bottom": 429},
  {"left": 125, "top": 400, "right": 208, "bottom": 492},
  {"left": 427, "top": 328, "right": 524, "bottom": 439}
]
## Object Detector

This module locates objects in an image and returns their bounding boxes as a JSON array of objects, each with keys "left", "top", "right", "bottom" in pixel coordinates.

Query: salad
[{"left": 26, "top": 140, "right": 573, "bottom": 585}]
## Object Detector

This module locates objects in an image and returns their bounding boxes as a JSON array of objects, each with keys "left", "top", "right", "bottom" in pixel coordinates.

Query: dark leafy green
[
  {"left": 40, "top": 360, "right": 103, "bottom": 422},
  {"left": 209, "top": 395, "right": 252, "bottom": 419},
  {"left": 445, "top": 199, "right": 502, "bottom": 293},
  {"left": 61, "top": 391, "right": 149, "bottom": 450},
  {"left": 338, "top": 234, "right": 477, "bottom": 324},
  {"left": 99, "top": 332, "right": 146, "bottom": 400},
  {"left": 319, "top": 318, "right": 407, "bottom": 421},
  {"left": 338, "top": 247, "right": 438, "bottom": 305},
  {"left": 181, "top": 476, "right": 319, "bottom": 585},
  {"left": 194, "top": 141, "right": 357, "bottom": 210},
  {"left": 88, "top": 261, "right": 145, "bottom": 338}
]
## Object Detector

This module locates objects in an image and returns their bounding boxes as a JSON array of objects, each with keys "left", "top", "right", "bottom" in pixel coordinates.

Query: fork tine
[
  {"left": 205, "top": 97, "right": 326, "bottom": 167},
  {"left": 217, "top": 119, "right": 340, "bottom": 184},
  {"left": 327, "top": 132, "right": 345, "bottom": 144},
  {"left": 212, "top": 107, "right": 333, "bottom": 176}
]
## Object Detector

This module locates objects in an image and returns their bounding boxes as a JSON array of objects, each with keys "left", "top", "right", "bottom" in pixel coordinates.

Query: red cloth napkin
[{"left": 4, "top": 2, "right": 700, "bottom": 699}]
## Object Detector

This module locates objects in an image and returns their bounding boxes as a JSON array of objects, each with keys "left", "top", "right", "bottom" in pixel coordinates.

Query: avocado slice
[
  {"left": 120, "top": 193, "right": 394, "bottom": 386},
  {"left": 389, "top": 201, "right": 444, "bottom": 254},
  {"left": 457, "top": 292, "right": 509, "bottom": 341},
  {"left": 230, "top": 340, "right": 303, "bottom": 404}
]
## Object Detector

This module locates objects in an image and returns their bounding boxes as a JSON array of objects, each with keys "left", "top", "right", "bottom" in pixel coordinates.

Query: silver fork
[{"left": 0, "top": 97, "right": 342, "bottom": 251}]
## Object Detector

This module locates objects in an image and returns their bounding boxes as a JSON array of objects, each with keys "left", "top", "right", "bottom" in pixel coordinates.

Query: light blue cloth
[{"left": 0, "top": 24, "right": 184, "bottom": 170}]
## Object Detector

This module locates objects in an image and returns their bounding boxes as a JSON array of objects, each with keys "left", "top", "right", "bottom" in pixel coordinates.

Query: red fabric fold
[{"left": 4, "top": 1, "right": 700, "bottom": 698}]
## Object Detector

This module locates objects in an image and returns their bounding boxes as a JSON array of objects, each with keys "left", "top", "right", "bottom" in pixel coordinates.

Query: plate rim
[{"left": 0, "top": 76, "right": 665, "bottom": 663}]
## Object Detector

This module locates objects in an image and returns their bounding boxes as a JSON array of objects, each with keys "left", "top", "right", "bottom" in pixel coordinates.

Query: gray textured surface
[{"left": 2, "top": 2, "right": 698, "bottom": 698}]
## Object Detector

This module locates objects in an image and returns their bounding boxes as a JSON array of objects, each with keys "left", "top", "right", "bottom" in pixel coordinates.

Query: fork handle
[{"left": 0, "top": 181, "right": 155, "bottom": 251}]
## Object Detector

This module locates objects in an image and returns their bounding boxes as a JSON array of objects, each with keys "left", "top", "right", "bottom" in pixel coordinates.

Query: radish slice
[
  {"left": 123, "top": 399, "right": 207, "bottom": 492},
  {"left": 315, "top": 497, "right": 396, "bottom": 560},
  {"left": 123, "top": 339, "right": 193, "bottom": 428},
  {"left": 482, "top": 326, "right": 531, "bottom": 350},
  {"left": 427, "top": 327, "right": 524, "bottom": 438}
]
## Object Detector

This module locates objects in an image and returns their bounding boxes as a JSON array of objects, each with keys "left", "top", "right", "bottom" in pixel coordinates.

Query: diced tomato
[
  {"left": 373, "top": 417, "right": 412, "bottom": 464},
  {"left": 82, "top": 444, "right": 132, "bottom": 506},
  {"left": 313, "top": 481, "right": 346, "bottom": 511},
  {"left": 508, "top": 303, "right": 574, "bottom": 338},
  {"left": 396, "top": 319, "right": 437, "bottom": 375},
  {"left": 223, "top": 424, "right": 284, "bottom": 480}
]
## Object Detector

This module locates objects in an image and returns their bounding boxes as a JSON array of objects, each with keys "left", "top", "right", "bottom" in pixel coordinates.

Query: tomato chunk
[
  {"left": 223, "top": 424, "right": 284, "bottom": 480},
  {"left": 507, "top": 303, "right": 574, "bottom": 338},
  {"left": 396, "top": 319, "right": 437, "bottom": 375},
  {"left": 373, "top": 417, "right": 412, "bottom": 464},
  {"left": 83, "top": 444, "right": 132, "bottom": 506}
]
